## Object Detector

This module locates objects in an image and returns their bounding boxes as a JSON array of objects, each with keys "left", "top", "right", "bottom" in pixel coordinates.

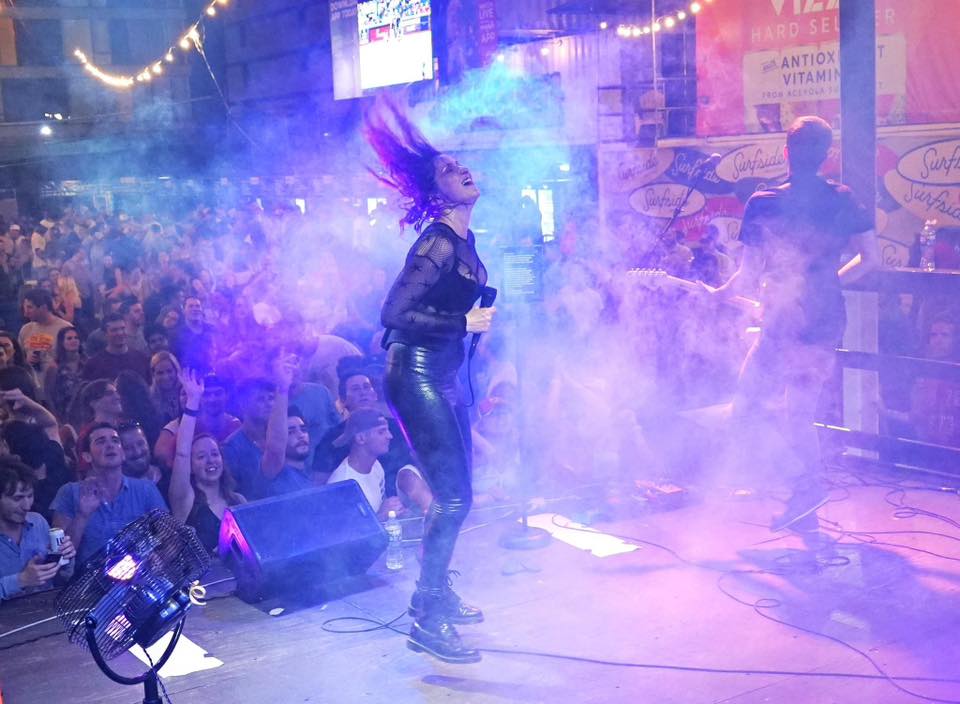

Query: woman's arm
[
  {"left": 169, "top": 370, "right": 202, "bottom": 523},
  {"left": 380, "top": 230, "right": 468, "bottom": 334}
]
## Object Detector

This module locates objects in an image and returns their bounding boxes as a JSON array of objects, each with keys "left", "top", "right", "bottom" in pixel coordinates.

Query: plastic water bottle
[
  {"left": 919, "top": 219, "right": 938, "bottom": 271},
  {"left": 385, "top": 511, "right": 403, "bottom": 570}
]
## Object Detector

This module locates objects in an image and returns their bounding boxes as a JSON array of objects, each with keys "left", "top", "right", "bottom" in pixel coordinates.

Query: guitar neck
[{"left": 630, "top": 270, "right": 762, "bottom": 313}]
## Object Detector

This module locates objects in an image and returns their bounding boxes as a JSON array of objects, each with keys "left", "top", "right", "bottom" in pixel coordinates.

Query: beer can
[{"left": 48, "top": 527, "right": 64, "bottom": 553}]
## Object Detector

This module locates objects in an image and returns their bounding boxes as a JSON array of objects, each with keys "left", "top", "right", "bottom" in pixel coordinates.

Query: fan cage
[{"left": 56, "top": 509, "right": 210, "bottom": 660}]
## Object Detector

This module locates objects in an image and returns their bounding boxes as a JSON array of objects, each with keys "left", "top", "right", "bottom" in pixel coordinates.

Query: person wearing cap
[
  {"left": 312, "top": 364, "right": 418, "bottom": 498},
  {"left": 328, "top": 407, "right": 432, "bottom": 520}
]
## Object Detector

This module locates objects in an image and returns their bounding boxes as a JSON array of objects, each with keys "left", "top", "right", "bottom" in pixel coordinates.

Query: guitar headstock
[{"left": 627, "top": 268, "right": 668, "bottom": 278}]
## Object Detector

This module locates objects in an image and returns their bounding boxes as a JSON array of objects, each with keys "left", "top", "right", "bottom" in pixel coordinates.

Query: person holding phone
[
  {"left": 17, "top": 288, "right": 71, "bottom": 394},
  {"left": 0, "top": 456, "right": 76, "bottom": 601}
]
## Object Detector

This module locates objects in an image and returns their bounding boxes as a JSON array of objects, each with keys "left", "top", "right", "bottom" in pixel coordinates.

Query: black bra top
[{"left": 381, "top": 222, "right": 487, "bottom": 348}]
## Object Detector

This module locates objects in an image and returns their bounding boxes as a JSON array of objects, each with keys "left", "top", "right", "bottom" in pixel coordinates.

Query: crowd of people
[
  {"left": 0, "top": 189, "right": 956, "bottom": 601},
  {"left": 0, "top": 203, "right": 435, "bottom": 599}
]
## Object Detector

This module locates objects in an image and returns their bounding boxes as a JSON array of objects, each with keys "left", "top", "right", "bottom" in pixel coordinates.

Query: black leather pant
[{"left": 385, "top": 342, "right": 472, "bottom": 591}]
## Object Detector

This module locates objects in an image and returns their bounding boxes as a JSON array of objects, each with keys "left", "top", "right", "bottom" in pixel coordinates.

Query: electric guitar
[{"left": 626, "top": 268, "right": 763, "bottom": 318}]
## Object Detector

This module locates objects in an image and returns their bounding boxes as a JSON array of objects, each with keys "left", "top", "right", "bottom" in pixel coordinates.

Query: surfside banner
[
  {"left": 696, "top": 0, "right": 960, "bottom": 136},
  {"left": 600, "top": 128, "right": 960, "bottom": 268},
  {"left": 884, "top": 138, "right": 960, "bottom": 227}
]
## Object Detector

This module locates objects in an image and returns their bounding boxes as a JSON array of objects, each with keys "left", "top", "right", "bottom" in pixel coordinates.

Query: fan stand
[{"left": 84, "top": 616, "right": 185, "bottom": 704}]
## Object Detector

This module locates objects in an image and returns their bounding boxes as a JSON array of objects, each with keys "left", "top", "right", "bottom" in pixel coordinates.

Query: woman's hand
[
  {"left": 465, "top": 306, "right": 496, "bottom": 334},
  {"left": 179, "top": 368, "right": 205, "bottom": 407}
]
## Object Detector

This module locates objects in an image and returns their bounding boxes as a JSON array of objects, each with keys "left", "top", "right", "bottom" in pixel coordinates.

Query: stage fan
[{"left": 55, "top": 509, "right": 210, "bottom": 704}]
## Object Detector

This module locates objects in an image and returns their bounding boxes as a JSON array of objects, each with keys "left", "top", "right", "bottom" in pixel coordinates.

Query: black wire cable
[
  {"left": 321, "top": 611, "right": 410, "bottom": 634},
  {"left": 321, "top": 609, "right": 960, "bottom": 687},
  {"left": 547, "top": 516, "right": 960, "bottom": 704},
  {"left": 713, "top": 572, "right": 960, "bottom": 704},
  {"left": 0, "top": 628, "right": 66, "bottom": 652}
]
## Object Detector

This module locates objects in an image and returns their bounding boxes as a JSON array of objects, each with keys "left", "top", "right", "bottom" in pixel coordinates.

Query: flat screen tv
[{"left": 331, "top": 0, "right": 434, "bottom": 100}]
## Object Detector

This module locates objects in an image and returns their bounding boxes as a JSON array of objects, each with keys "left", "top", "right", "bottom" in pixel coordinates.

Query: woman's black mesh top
[{"left": 381, "top": 222, "right": 488, "bottom": 349}]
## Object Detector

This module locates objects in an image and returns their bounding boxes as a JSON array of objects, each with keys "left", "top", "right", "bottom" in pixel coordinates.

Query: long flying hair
[{"left": 363, "top": 98, "right": 445, "bottom": 233}]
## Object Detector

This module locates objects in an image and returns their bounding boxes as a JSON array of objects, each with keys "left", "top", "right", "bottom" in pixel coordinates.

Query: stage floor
[{"left": 3, "top": 471, "right": 960, "bottom": 704}]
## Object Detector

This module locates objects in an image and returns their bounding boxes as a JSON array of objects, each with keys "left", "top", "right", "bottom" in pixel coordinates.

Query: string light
[
  {"left": 73, "top": 3, "right": 230, "bottom": 89},
  {"left": 74, "top": 49, "right": 135, "bottom": 88},
  {"left": 601, "top": 0, "right": 715, "bottom": 39}
]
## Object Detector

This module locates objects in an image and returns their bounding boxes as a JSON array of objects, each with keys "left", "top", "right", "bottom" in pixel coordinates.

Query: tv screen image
[{"left": 357, "top": 0, "right": 434, "bottom": 91}]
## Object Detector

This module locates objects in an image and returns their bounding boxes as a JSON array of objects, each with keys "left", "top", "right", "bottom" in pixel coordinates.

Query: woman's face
[
  {"left": 0, "top": 336, "right": 14, "bottom": 365},
  {"left": 433, "top": 154, "right": 480, "bottom": 207},
  {"left": 152, "top": 359, "right": 177, "bottom": 390},
  {"left": 162, "top": 310, "right": 180, "bottom": 329},
  {"left": 191, "top": 436, "right": 223, "bottom": 483},
  {"left": 63, "top": 329, "right": 81, "bottom": 353}
]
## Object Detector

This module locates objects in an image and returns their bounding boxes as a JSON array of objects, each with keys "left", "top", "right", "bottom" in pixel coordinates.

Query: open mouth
[{"left": 461, "top": 175, "right": 474, "bottom": 186}]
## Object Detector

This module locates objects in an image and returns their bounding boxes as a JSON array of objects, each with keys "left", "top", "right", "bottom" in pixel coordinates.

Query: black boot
[
  {"left": 407, "top": 587, "right": 481, "bottom": 664},
  {"left": 408, "top": 571, "right": 484, "bottom": 624}
]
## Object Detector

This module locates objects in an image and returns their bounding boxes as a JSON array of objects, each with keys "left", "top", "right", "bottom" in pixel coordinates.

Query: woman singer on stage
[{"left": 365, "top": 103, "right": 495, "bottom": 664}]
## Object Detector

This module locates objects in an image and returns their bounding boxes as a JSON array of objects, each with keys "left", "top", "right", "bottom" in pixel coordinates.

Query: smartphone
[{"left": 42, "top": 553, "right": 62, "bottom": 565}]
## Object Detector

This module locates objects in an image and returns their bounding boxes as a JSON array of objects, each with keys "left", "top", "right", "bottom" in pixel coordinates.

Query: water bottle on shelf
[
  {"left": 385, "top": 510, "right": 403, "bottom": 570},
  {"left": 919, "top": 219, "right": 938, "bottom": 271}
]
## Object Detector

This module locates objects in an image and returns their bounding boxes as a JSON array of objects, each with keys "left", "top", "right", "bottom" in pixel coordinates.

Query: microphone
[
  {"left": 469, "top": 286, "right": 497, "bottom": 358},
  {"left": 693, "top": 153, "right": 722, "bottom": 177}
]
